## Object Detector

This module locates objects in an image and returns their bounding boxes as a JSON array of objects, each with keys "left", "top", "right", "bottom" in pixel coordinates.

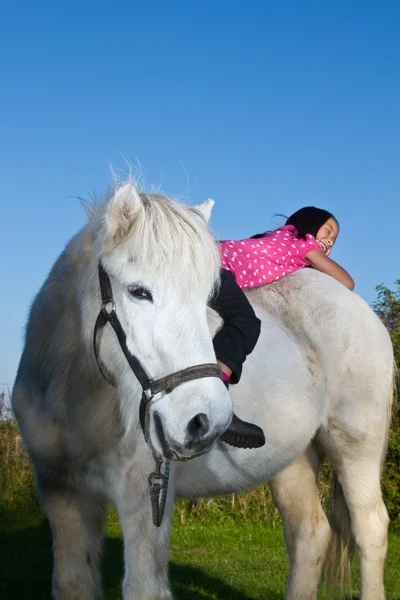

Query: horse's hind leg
[
  {"left": 328, "top": 448, "right": 389, "bottom": 600},
  {"left": 322, "top": 371, "right": 392, "bottom": 600},
  {"left": 270, "top": 446, "right": 331, "bottom": 600},
  {"left": 38, "top": 477, "right": 106, "bottom": 600}
]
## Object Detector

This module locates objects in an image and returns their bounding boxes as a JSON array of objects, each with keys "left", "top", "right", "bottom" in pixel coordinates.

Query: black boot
[{"left": 220, "top": 381, "right": 265, "bottom": 449}]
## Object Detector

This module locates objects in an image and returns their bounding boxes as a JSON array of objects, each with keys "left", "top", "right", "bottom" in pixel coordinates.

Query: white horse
[{"left": 12, "top": 182, "right": 394, "bottom": 600}]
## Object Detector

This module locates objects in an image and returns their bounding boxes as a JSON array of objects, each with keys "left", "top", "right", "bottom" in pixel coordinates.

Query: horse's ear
[
  {"left": 194, "top": 198, "right": 215, "bottom": 223},
  {"left": 104, "top": 183, "right": 141, "bottom": 241}
]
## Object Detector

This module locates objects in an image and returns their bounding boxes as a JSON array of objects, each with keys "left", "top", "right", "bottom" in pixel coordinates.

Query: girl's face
[{"left": 315, "top": 217, "right": 339, "bottom": 256}]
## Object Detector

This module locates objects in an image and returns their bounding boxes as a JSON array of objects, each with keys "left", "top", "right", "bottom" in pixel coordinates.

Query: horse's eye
[{"left": 128, "top": 286, "right": 153, "bottom": 303}]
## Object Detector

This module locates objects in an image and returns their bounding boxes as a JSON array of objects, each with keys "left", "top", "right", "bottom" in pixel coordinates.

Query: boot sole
[{"left": 220, "top": 432, "right": 265, "bottom": 449}]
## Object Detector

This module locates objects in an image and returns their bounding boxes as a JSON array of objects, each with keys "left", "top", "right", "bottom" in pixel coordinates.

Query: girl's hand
[
  {"left": 217, "top": 360, "right": 232, "bottom": 378},
  {"left": 305, "top": 250, "right": 355, "bottom": 291}
]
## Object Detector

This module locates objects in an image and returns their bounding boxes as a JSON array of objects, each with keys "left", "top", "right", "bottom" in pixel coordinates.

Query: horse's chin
[
  {"left": 152, "top": 411, "right": 219, "bottom": 461},
  {"left": 165, "top": 439, "right": 216, "bottom": 461},
  {"left": 154, "top": 432, "right": 219, "bottom": 461}
]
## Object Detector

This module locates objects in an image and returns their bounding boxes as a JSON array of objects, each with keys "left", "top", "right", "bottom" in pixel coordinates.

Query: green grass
[{"left": 1, "top": 504, "right": 400, "bottom": 599}]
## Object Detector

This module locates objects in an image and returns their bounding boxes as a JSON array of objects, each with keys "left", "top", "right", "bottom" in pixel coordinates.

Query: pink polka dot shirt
[{"left": 219, "top": 225, "right": 322, "bottom": 290}]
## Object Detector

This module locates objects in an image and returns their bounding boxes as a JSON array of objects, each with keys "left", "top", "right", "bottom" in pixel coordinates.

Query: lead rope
[{"left": 148, "top": 451, "right": 171, "bottom": 527}]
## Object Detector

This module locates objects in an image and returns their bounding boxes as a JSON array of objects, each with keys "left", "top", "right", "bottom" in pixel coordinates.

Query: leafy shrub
[
  {"left": 0, "top": 394, "right": 36, "bottom": 509},
  {"left": 372, "top": 282, "right": 400, "bottom": 529}
]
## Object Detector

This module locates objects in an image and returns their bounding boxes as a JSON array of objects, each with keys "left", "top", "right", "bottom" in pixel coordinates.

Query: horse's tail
[
  {"left": 381, "top": 360, "right": 397, "bottom": 471},
  {"left": 324, "top": 363, "right": 397, "bottom": 598},
  {"left": 323, "top": 473, "right": 354, "bottom": 599}
]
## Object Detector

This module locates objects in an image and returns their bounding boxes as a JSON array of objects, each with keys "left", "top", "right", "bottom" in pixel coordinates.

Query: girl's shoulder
[
  {"left": 263, "top": 225, "right": 318, "bottom": 244},
  {"left": 260, "top": 224, "right": 298, "bottom": 242},
  {"left": 260, "top": 226, "right": 321, "bottom": 254},
  {"left": 219, "top": 226, "right": 300, "bottom": 248},
  {"left": 220, "top": 225, "right": 319, "bottom": 250}
]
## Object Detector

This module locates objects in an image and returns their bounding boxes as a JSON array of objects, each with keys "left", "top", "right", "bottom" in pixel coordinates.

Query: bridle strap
[
  {"left": 94, "top": 265, "right": 221, "bottom": 391},
  {"left": 138, "top": 362, "right": 222, "bottom": 440},
  {"left": 150, "top": 363, "right": 223, "bottom": 396},
  {"left": 93, "top": 263, "right": 222, "bottom": 527},
  {"left": 95, "top": 264, "right": 151, "bottom": 390},
  {"left": 93, "top": 310, "right": 117, "bottom": 387}
]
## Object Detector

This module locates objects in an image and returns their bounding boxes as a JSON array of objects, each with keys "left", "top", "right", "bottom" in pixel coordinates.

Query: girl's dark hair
[{"left": 251, "top": 206, "right": 339, "bottom": 240}]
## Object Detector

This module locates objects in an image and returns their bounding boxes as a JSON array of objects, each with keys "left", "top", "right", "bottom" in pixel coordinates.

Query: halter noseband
[{"left": 93, "top": 263, "right": 222, "bottom": 526}]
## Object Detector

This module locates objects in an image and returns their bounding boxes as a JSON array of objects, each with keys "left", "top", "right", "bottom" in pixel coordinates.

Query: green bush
[
  {"left": 372, "top": 281, "right": 400, "bottom": 529},
  {"left": 0, "top": 395, "right": 36, "bottom": 510}
]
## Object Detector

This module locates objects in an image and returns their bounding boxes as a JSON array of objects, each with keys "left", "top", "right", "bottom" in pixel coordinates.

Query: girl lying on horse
[{"left": 213, "top": 206, "right": 354, "bottom": 449}]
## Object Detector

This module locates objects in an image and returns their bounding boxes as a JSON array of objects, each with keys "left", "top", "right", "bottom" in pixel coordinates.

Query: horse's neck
[
  {"left": 24, "top": 223, "right": 97, "bottom": 382},
  {"left": 48, "top": 224, "right": 96, "bottom": 311}
]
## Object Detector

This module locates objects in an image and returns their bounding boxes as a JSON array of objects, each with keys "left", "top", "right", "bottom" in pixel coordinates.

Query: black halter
[
  {"left": 93, "top": 263, "right": 222, "bottom": 526},
  {"left": 93, "top": 264, "right": 222, "bottom": 437}
]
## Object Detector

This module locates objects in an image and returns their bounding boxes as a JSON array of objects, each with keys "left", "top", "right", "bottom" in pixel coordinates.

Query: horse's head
[{"left": 94, "top": 183, "right": 232, "bottom": 459}]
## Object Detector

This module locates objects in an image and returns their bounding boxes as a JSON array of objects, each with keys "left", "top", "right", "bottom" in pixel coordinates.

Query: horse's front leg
[
  {"left": 116, "top": 453, "right": 175, "bottom": 600},
  {"left": 38, "top": 476, "right": 107, "bottom": 600}
]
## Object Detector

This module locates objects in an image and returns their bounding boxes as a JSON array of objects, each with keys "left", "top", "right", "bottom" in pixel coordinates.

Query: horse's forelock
[{"left": 95, "top": 185, "right": 221, "bottom": 297}]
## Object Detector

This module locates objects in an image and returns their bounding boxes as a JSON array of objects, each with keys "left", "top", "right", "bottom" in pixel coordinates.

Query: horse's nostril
[{"left": 187, "top": 412, "right": 210, "bottom": 440}]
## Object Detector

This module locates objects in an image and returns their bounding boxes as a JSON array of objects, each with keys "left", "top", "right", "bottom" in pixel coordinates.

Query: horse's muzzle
[{"left": 153, "top": 411, "right": 219, "bottom": 460}]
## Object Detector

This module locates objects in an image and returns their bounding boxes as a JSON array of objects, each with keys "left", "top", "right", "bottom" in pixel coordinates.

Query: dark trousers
[{"left": 208, "top": 269, "right": 261, "bottom": 383}]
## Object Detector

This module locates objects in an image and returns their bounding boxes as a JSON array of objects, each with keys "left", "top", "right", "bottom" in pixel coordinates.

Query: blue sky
[{"left": 1, "top": 1, "right": 399, "bottom": 391}]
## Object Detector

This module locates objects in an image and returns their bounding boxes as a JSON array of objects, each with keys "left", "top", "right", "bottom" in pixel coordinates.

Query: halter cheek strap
[
  {"left": 93, "top": 263, "right": 222, "bottom": 526},
  {"left": 93, "top": 264, "right": 222, "bottom": 437}
]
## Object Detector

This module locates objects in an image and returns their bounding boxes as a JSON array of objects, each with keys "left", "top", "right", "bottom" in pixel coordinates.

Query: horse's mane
[{"left": 89, "top": 184, "right": 221, "bottom": 298}]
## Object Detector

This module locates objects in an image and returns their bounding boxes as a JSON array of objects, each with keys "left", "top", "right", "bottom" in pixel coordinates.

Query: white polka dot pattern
[{"left": 219, "top": 225, "right": 321, "bottom": 290}]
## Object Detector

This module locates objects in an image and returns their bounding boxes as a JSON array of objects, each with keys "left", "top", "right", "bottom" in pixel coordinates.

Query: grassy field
[{"left": 1, "top": 502, "right": 400, "bottom": 600}]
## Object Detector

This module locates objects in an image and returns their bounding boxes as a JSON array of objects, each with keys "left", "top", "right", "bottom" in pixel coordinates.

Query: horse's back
[
  {"left": 251, "top": 269, "right": 393, "bottom": 397},
  {"left": 252, "top": 271, "right": 394, "bottom": 456}
]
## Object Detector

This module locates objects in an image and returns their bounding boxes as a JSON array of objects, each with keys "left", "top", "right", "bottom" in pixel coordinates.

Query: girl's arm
[{"left": 305, "top": 250, "right": 355, "bottom": 291}]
